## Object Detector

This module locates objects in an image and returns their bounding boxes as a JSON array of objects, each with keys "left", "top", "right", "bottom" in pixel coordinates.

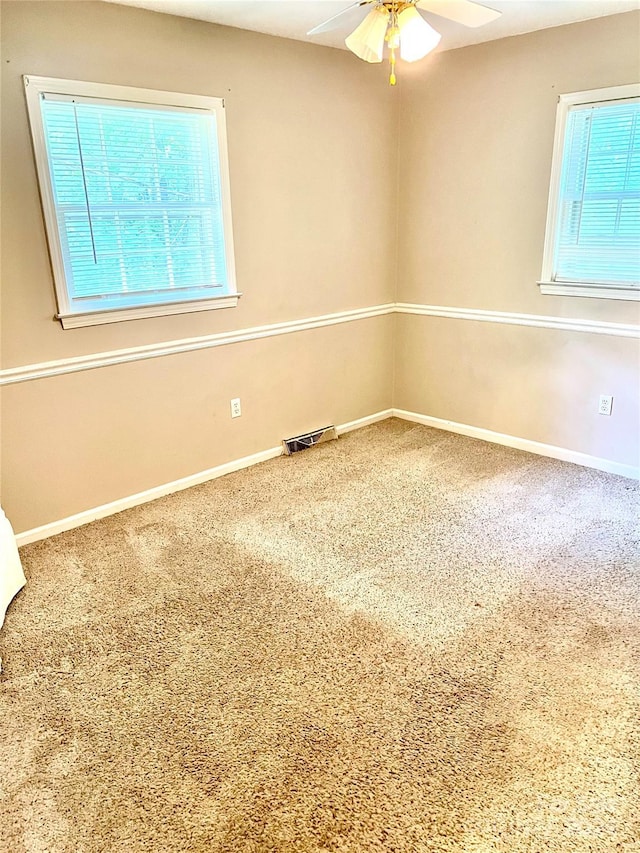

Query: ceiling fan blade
[
  {"left": 307, "top": 1, "right": 370, "bottom": 36},
  {"left": 416, "top": 0, "right": 501, "bottom": 28}
]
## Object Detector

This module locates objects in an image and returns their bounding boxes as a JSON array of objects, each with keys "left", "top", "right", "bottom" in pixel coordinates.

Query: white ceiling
[{"left": 103, "top": 0, "right": 639, "bottom": 52}]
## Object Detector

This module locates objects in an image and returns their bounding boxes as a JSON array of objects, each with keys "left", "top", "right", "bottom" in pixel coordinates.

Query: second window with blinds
[
  {"left": 24, "top": 76, "right": 238, "bottom": 328},
  {"left": 539, "top": 83, "right": 639, "bottom": 301}
]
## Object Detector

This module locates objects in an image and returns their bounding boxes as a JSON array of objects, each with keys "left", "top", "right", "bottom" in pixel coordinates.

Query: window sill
[
  {"left": 56, "top": 293, "right": 241, "bottom": 329},
  {"left": 538, "top": 282, "right": 640, "bottom": 302}
]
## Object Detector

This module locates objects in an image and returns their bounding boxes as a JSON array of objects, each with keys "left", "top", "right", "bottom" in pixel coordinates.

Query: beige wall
[
  {"left": 1, "top": 0, "right": 398, "bottom": 367},
  {"left": 1, "top": 3, "right": 639, "bottom": 533},
  {"left": 0, "top": 1, "right": 397, "bottom": 532},
  {"left": 395, "top": 12, "right": 640, "bottom": 466},
  {"left": 394, "top": 315, "right": 639, "bottom": 466},
  {"left": 2, "top": 319, "right": 393, "bottom": 533}
]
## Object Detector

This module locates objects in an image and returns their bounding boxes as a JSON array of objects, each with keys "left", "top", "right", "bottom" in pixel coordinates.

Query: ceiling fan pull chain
[{"left": 387, "top": 3, "right": 399, "bottom": 85}]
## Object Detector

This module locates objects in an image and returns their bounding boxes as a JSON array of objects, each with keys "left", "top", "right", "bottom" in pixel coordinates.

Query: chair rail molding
[
  {"left": 395, "top": 303, "right": 640, "bottom": 338},
  {"left": 0, "top": 304, "right": 395, "bottom": 386},
  {"left": 1, "top": 302, "right": 638, "bottom": 386}
]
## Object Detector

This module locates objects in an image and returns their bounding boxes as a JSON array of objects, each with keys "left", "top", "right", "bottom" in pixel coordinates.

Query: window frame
[
  {"left": 24, "top": 75, "right": 239, "bottom": 328},
  {"left": 538, "top": 83, "right": 640, "bottom": 302}
]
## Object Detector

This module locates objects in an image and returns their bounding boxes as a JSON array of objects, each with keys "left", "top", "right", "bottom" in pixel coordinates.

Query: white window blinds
[
  {"left": 554, "top": 98, "right": 640, "bottom": 287},
  {"left": 40, "top": 96, "right": 230, "bottom": 309},
  {"left": 24, "top": 77, "right": 237, "bottom": 327}
]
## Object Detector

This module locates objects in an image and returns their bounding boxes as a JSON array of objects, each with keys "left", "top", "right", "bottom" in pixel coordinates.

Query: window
[
  {"left": 539, "top": 84, "right": 640, "bottom": 301},
  {"left": 24, "top": 76, "right": 238, "bottom": 328}
]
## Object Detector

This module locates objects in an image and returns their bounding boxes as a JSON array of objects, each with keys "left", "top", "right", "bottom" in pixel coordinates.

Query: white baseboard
[
  {"left": 15, "top": 410, "right": 394, "bottom": 547},
  {"left": 15, "top": 445, "right": 283, "bottom": 547},
  {"left": 392, "top": 409, "right": 639, "bottom": 480},
  {"left": 336, "top": 409, "right": 393, "bottom": 435},
  {"left": 15, "top": 406, "right": 636, "bottom": 546}
]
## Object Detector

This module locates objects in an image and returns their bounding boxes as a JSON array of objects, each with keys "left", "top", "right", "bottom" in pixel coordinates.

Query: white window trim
[
  {"left": 538, "top": 82, "right": 640, "bottom": 302},
  {"left": 24, "top": 75, "right": 239, "bottom": 328}
]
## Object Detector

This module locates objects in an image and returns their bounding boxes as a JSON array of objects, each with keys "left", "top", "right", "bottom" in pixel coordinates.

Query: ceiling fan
[{"left": 307, "top": 0, "right": 501, "bottom": 85}]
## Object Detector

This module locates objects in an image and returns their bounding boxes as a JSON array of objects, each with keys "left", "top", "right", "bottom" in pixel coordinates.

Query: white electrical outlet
[
  {"left": 598, "top": 395, "right": 613, "bottom": 416},
  {"left": 230, "top": 398, "right": 242, "bottom": 418}
]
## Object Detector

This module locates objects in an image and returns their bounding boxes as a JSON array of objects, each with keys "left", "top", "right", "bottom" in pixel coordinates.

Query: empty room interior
[{"left": 1, "top": 0, "right": 639, "bottom": 850}]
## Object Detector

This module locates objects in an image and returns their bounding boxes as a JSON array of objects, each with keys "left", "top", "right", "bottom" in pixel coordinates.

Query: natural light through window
[
  {"left": 24, "top": 77, "right": 238, "bottom": 328},
  {"left": 539, "top": 84, "right": 640, "bottom": 301}
]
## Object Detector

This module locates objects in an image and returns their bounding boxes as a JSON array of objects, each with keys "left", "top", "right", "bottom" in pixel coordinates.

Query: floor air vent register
[{"left": 282, "top": 426, "right": 338, "bottom": 455}]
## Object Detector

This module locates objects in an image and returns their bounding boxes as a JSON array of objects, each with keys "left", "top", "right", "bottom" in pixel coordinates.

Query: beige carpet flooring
[{"left": 1, "top": 419, "right": 639, "bottom": 852}]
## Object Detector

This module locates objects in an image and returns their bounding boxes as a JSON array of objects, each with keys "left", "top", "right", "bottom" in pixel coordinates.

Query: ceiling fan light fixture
[
  {"left": 398, "top": 5, "right": 441, "bottom": 62},
  {"left": 345, "top": 6, "right": 390, "bottom": 63}
]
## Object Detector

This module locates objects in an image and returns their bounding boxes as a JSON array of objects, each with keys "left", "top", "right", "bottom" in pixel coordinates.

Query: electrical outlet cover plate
[
  {"left": 230, "top": 398, "right": 241, "bottom": 418},
  {"left": 598, "top": 395, "right": 613, "bottom": 416}
]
